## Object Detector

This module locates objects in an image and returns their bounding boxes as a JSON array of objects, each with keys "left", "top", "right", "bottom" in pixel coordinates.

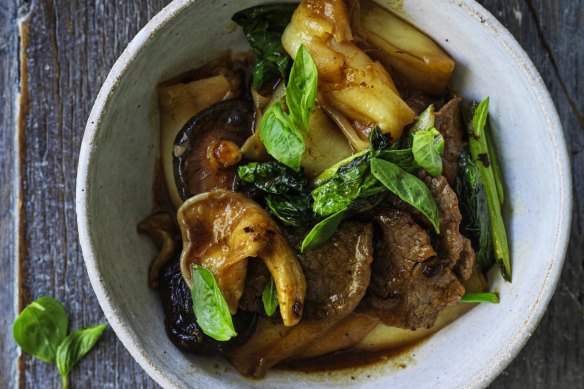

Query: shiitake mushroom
[
  {"left": 173, "top": 98, "right": 254, "bottom": 201},
  {"left": 158, "top": 257, "right": 258, "bottom": 356}
]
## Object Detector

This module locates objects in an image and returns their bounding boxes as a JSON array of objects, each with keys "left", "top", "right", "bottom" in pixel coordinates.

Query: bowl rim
[{"left": 76, "top": 0, "right": 573, "bottom": 388}]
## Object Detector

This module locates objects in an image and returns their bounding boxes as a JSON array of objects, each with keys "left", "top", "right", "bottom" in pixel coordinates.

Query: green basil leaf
[
  {"left": 410, "top": 104, "right": 435, "bottom": 133},
  {"left": 460, "top": 292, "right": 499, "bottom": 304},
  {"left": 265, "top": 193, "right": 316, "bottom": 227},
  {"left": 237, "top": 161, "right": 308, "bottom": 194},
  {"left": 370, "top": 158, "right": 441, "bottom": 233},
  {"left": 13, "top": 296, "right": 69, "bottom": 364},
  {"left": 261, "top": 277, "right": 279, "bottom": 316},
  {"left": 286, "top": 44, "right": 318, "bottom": 132},
  {"left": 190, "top": 264, "right": 237, "bottom": 341},
  {"left": 232, "top": 4, "right": 297, "bottom": 88},
  {"left": 312, "top": 150, "right": 369, "bottom": 187},
  {"left": 301, "top": 210, "right": 346, "bottom": 252},
  {"left": 376, "top": 148, "right": 418, "bottom": 172},
  {"left": 56, "top": 324, "right": 107, "bottom": 386},
  {"left": 312, "top": 153, "right": 374, "bottom": 217},
  {"left": 259, "top": 101, "right": 305, "bottom": 171},
  {"left": 412, "top": 128, "right": 444, "bottom": 176}
]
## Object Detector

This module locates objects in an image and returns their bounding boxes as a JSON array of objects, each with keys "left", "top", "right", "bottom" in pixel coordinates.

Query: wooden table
[{"left": 1, "top": 0, "right": 582, "bottom": 387}]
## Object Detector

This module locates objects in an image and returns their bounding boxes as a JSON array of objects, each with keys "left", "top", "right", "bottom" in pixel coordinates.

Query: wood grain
[
  {"left": 0, "top": 0, "right": 581, "bottom": 388},
  {"left": 0, "top": 1, "right": 20, "bottom": 388}
]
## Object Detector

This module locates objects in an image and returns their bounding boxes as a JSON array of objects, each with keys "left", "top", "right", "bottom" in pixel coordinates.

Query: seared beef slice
[
  {"left": 364, "top": 209, "right": 464, "bottom": 330},
  {"left": 423, "top": 173, "right": 475, "bottom": 280},
  {"left": 299, "top": 221, "right": 374, "bottom": 323},
  {"left": 434, "top": 96, "right": 464, "bottom": 186}
]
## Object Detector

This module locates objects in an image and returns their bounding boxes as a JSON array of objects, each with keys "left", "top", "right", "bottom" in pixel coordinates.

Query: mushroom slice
[
  {"left": 282, "top": 0, "right": 415, "bottom": 141},
  {"left": 137, "top": 212, "right": 177, "bottom": 288},
  {"left": 173, "top": 99, "right": 254, "bottom": 202},
  {"left": 177, "top": 190, "right": 306, "bottom": 326}
]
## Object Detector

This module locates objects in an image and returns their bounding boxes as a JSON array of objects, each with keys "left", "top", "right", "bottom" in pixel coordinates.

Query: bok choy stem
[{"left": 467, "top": 99, "right": 511, "bottom": 282}]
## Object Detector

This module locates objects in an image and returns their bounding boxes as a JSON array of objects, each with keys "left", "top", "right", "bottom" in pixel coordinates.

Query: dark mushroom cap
[
  {"left": 173, "top": 98, "right": 254, "bottom": 201},
  {"left": 158, "top": 257, "right": 258, "bottom": 355}
]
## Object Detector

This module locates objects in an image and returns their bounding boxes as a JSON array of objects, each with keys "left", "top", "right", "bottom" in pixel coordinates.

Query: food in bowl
[{"left": 138, "top": 0, "right": 510, "bottom": 378}]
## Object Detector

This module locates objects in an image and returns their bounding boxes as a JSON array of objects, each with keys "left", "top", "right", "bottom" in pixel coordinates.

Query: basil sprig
[
  {"left": 260, "top": 45, "right": 318, "bottom": 170},
  {"left": 13, "top": 296, "right": 106, "bottom": 388},
  {"left": 190, "top": 264, "right": 237, "bottom": 341},
  {"left": 261, "top": 276, "right": 279, "bottom": 316}
]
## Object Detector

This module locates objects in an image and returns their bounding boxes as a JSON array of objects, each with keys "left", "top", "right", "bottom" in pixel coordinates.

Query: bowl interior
[{"left": 78, "top": 0, "right": 571, "bottom": 388}]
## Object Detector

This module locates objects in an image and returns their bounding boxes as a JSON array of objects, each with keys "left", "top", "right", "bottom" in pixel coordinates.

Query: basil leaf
[
  {"left": 460, "top": 292, "right": 499, "bottom": 304},
  {"left": 265, "top": 193, "right": 316, "bottom": 227},
  {"left": 410, "top": 104, "right": 435, "bottom": 133},
  {"left": 261, "top": 277, "right": 279, "bottom": 316},
  {"left": 259, "top": 102, "right": 305, "bottom": 171},
  {"left": 312, "top": 153, "right": 375, "bottom": 217},
  {"left": 232, "top": 4, "right": 297, "bottom": 89},
  {"left": 412, "top": 128, "right": 444, "bottom": 176},
  {"left": 376, "top": 148, "right": 418, "bottom": 172},
  {"left": 301, "top": 210, "right": 346, "bottom": 252},
  {"left": 56, "top": 324, "right": 107, "bottom": 387},
  {"left": 13, "top": 296, "right": 69, "bottom": 364},
  {"left": 190, "top": 264, "right": 237, "bottom": 342},
  {"left": 312, "top": 150, "right": 369, "bottom": 187},
  {"left": 237, "top": 161, "right": 308, "bottom": 194},
  {"left": 370, "top": 158, "right": 441, "bottom": 233},
  {"left": 286, "top": 44, "right": 318, "bottom": 132}
]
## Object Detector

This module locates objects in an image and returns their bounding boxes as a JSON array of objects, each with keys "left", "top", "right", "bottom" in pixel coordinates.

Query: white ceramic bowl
[{"left": 77, "top": 0, "right": 572, "bottom": 388}]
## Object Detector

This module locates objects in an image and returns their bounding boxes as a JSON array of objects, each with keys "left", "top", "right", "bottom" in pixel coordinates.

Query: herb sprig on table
[{"left": 13, "top": 296, "right": 107, "bottom": 389}]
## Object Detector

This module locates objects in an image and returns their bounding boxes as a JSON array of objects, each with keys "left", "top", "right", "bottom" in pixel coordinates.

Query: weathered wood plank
[
  {"left": 0, "top": 0, "right": 20, "bottom": 388},
  {"left": 15, "top": 0, "right": 169, "bottom": 387},
  {"left": 477, "top": 0, "right": 584, "bottom": 388},
  {"left": 4, "top": 0, "right": 582, "bottom": 388}
]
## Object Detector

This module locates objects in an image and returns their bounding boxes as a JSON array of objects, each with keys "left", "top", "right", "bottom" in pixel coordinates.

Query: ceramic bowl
[{"left": 77, "top": 0, "right": 572, "bottom": 387}]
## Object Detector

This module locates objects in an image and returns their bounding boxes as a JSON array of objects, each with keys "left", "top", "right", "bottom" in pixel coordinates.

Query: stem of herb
[
  {"left": 61, "top": 373, "right": 68, "bottom": 389},
  {"left": 460, "top": 292, "right": 500, "bottom": 304}
]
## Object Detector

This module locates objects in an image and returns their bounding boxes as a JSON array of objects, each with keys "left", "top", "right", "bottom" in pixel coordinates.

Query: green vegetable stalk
[
  {"left": 466, "top": 98, "right": 511, "bottom": 281},
  {"left": 456, "top": 148, "right": 494, "bottom": 271},
  {"left": 460, "top": 292, "right": 500, "bottom": 304}
]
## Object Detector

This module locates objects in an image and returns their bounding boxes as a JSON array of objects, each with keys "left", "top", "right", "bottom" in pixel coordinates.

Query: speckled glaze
[{"left": 76, "top": 0, "right": 572, "bottom": 388}]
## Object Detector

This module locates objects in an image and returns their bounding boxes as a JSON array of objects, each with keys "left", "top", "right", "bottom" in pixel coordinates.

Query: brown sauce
[{"left": 279, "top": 341, "right": 421, "bottom": 373}]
